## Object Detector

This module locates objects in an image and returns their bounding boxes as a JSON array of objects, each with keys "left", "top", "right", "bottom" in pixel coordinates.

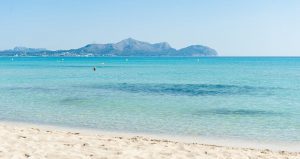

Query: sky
[{"left": 0, "top": 0, "right": 300, "bottom": 56}]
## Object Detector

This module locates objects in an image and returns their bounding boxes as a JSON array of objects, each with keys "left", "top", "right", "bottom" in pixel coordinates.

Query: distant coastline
[{"left": 0, "top": 38, "right": 217, "bottom": 57}]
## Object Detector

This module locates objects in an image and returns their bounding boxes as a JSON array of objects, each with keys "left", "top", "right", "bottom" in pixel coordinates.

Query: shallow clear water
[{"left": 0, "top": 57, "right": 300, "bottom": 143}]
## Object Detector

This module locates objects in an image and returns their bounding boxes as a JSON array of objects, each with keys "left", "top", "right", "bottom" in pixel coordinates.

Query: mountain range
[{"left": 0, "top": 38, "right": 218, "bottom": 57}]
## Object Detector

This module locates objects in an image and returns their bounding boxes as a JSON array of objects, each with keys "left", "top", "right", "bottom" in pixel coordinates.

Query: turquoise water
[{"left": 0, "top": 57, "right": 300, "bottom": 143}]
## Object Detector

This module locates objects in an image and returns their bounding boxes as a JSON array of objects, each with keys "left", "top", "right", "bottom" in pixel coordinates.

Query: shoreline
[{"left": 1, "top": 121, "right": 300, "bottom": 154}]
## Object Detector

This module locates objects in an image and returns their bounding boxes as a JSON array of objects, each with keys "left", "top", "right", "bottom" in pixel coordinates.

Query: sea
[{"left": 0, "top": 57, "right": 299, "bottom": 144}]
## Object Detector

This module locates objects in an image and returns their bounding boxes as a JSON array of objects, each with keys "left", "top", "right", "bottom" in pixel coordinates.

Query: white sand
[{"left": 0, "top": 122, "right": 299, "bottom": 159}]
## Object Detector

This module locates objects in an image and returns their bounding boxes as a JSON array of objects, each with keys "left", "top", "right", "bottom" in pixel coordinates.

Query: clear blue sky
[{"left": 1, "top": 0, "right": 300, "bottom": 56}]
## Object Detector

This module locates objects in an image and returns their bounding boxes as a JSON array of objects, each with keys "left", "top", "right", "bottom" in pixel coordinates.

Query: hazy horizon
[{"left": 1, "top": 0, "right": 300, "bottom": 56}]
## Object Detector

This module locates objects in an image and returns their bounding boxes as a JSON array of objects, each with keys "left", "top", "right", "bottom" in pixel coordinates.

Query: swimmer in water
[{"left": 93, "top": 67, "right": 96, "bottom": 71}]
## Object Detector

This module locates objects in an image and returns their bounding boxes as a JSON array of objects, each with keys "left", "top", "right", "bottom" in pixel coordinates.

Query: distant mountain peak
[
  {"left": 122, "top": 37, "right": 138, "bottom": 42},
  {"left": 114, "top": 38, "right": 152, "bottom": 51},
  {"left": 116, "top": 38, "right": 141, "bottom": 45},
  {"left": 153, "top": 42, "right": 172, "bottom": 49},
  {"left": 179, "top": 45, "right": 217, "bottom": 56}
]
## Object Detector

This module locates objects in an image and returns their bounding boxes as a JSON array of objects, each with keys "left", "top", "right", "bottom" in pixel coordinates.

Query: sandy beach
[{"left": 0, "top": 122, "right": 298, "bottom": 159}]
